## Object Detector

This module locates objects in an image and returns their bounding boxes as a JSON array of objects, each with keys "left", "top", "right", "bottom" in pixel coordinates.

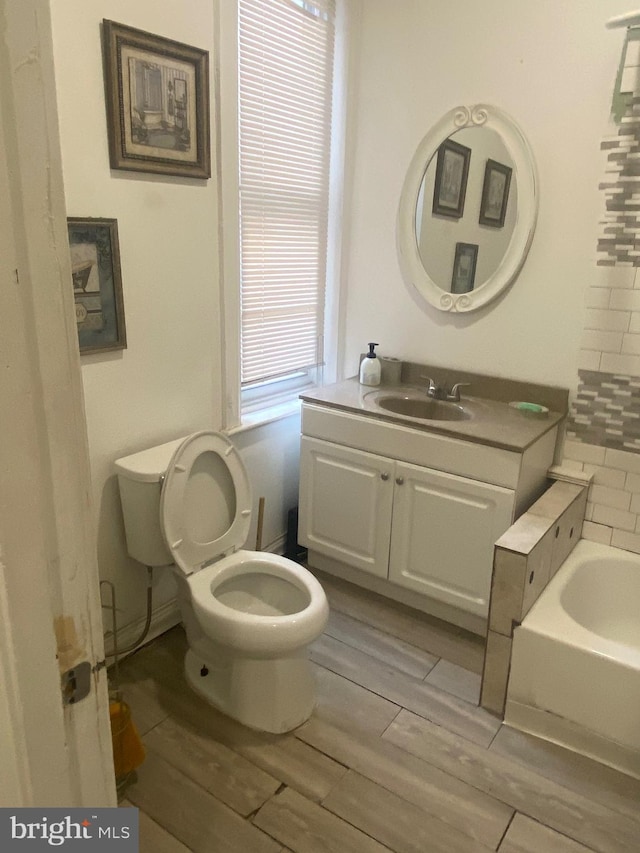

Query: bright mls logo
[{"left": 0, "top": 809, "right": 138, "bottom": 850}]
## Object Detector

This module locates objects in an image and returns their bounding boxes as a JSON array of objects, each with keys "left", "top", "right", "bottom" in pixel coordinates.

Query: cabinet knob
[
  {"left": 380, "top": 472, "right": 389, "bottom": 481},
  {"left": 395, "top": 476, "right": 404, "bottom": 485}
]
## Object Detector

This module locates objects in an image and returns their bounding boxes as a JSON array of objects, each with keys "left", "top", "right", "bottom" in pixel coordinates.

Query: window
[{"left": 238, "top": 0, "right": 337, "bottom": 413}]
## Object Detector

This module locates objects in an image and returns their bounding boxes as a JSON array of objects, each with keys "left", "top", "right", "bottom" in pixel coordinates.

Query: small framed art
[
  {"left": 479, "top": 159, "right": 512, "bottom": 228},
  {"left": 68, "top": 218, "right": 127, "bottom": 355},
  {"left": 451, "top": 242, "right": 478, "bottom": 294},
  {"left": 432, "top": 138, "right": 471, "bottom": 219}
]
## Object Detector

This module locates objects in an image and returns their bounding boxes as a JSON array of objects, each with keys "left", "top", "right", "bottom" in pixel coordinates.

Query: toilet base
[{"left": 184, "top": 647, "right": 316, "bottom": 734}]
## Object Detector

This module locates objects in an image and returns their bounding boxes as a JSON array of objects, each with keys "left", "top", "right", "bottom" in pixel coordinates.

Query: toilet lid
[{"left": 160, "top": 431, "right": 251, "bottom": 576}]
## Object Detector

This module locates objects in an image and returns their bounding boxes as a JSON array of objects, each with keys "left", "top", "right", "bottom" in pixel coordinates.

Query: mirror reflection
[{"left": 415, "top": 127, "right": 518, "bottom": 293}]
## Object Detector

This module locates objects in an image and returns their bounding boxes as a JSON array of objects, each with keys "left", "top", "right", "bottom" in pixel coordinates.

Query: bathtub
[{"left": 505, "top": 539, "right": 640, "bottom": 779}]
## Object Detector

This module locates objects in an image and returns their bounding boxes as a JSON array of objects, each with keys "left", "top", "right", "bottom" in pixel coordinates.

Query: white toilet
[{"left": 114, "top": 430, "right": 329, "bottom": 733}]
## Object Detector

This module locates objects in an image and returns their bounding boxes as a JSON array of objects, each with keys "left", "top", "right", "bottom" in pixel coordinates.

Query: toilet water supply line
[{"left": 102, "top": 566, "right": 154, "bottom": 659}]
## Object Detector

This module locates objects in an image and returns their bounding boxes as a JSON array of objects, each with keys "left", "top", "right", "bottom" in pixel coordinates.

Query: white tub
[{"left": 506, "top": 539, "right": 640, "bottom": 779}]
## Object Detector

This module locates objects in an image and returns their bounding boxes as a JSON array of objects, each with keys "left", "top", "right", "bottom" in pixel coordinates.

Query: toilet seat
[
  {"left": 189, "top": 550, "right": 328, "bottom": 655},
  {"left": 160, "top": 431, "right": 251, "bottom": 576}
]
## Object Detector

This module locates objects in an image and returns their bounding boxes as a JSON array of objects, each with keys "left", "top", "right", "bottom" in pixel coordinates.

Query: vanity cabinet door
[
  {"left": 298, "top": 437, "right": 394, "bottom": 578},
  {"left": 388, "top": 462, "right": 514, "bottom": 617}
]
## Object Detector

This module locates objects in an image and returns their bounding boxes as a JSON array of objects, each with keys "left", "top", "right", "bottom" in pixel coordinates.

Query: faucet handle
[
  {"left": 448, "top": 382, "right": 471, "bottom": 402},
  {"left": 420, "top": 375, "right": 438, "bottom": 396}
]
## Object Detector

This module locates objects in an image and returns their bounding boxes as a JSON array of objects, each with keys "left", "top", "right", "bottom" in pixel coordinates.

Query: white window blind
[{"left": 238, "top": 0, "right": 336, "bottom": 391}]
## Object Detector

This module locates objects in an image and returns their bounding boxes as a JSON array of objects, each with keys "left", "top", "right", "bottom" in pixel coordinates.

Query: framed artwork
[
  {"left": 68, "top": 218, "right": 127, "bottom": 355},
  {"left": 102, "top": 20, "right": 211, "bottom": 179},
  {"left": 451, "top": 242, "right": 478, "bottom": 294},
  {"left": 432, "top": 138, "right": 471, "bottom": 218},
  {"left": 479, "top": 159, "right": 512, "bottom": 227}
]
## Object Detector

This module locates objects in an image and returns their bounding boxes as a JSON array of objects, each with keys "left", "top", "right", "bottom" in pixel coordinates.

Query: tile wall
[
  {"left": 562, "top": 439, "right": 640, "bottom": 551},
  {"left": 565, "top": 39, "right": 640, "bottom": 555},
  {"left": 481, "top": 39, "right": 640, "bottom": 719}
]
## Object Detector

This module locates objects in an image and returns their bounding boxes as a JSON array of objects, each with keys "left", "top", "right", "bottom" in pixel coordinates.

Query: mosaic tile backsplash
[
  {"left": 598, "top": 96, "right": 640, "bottom": 269},
  {"left": 568, "top": 369, "right": 640, "bottom": 452}
]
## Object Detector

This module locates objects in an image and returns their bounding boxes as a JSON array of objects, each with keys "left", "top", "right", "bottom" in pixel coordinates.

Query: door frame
[{"left": 0, "top": 0, "right": 115, "bottom": 806}]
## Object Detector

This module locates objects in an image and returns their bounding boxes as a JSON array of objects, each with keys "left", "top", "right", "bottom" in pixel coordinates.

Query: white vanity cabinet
[
  {"left": 387, "top": 460, "right": 514, "bottom": 614},
  {"left": 298, "top": 438, "right": 394, "bottom": 579},
  {"left": 299, "top": 402, "right": 559, "bottom": 632}
]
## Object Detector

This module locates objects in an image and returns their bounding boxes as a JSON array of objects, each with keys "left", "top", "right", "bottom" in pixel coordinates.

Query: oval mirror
[{"left": 397, "top": 105, "right": 538, "bottom": 313}]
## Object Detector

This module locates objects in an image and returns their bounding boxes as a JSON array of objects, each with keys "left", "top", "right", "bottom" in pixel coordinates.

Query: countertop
[{"left": 300, "top": 377, "right": 565, "bottom": 452}]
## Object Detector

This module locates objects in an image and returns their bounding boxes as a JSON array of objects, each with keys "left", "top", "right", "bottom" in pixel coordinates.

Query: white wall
[
  {"left": 50, "top": 0, "right": 300, "bottom": 643},
  {"left": 51, "top": 0, "right": 220, "bottom": 638},
  {"left": 341, "top": 0, "right": 630, "bottom": 388}
]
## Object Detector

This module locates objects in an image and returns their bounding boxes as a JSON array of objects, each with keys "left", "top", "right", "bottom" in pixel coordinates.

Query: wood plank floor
[{"left": 117, "top": 570, "right": 640, "bottom": 853}]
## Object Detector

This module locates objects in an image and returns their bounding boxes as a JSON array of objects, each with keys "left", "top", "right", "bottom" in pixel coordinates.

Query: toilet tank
[{"left": 114, "top": 437, "right": 185, "bottom": 567}]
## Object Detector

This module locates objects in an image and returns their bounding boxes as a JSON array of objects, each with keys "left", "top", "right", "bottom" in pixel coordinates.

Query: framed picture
[
  {"left": 479, "top": 159, "right": 512, "bottom": 227},
  {"left": 432, "top": 138, "right": 471, "bottom": 218},
  {"left": 451, "top": 242, "right": 478, "bottom": 294},
  {"left": 68, "top": 218, "right": 127, "bottom": 355},
  {"left": 102, "top": 20, "right": 210, "bottom": 179}
]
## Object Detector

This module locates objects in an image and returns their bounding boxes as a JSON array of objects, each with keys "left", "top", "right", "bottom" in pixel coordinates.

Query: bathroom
[
  {"left": 3, "top": 0, "right": 640, "bottom": 848},
  {"left": 48, "top": 0, "right": 632, "bottom": 670}
]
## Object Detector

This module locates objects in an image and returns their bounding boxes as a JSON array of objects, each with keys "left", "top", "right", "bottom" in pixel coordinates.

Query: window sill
[{"left": 224, "top": 399, "right": 302, "bottom": 436}]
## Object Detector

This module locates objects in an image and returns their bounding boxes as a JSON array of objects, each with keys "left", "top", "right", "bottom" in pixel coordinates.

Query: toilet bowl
[{"left": 114, "top": 430, "right": 329, "bottom": 733}]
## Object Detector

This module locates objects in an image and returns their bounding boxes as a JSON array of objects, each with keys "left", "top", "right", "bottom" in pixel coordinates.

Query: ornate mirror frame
[{"left": 397, "top": 104, "right": 539, "bottom": 313}]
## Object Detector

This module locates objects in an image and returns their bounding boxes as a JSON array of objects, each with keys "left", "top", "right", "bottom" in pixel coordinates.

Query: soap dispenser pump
[{"left": 359, "top": 342, "right": 381, "bottom": 386}]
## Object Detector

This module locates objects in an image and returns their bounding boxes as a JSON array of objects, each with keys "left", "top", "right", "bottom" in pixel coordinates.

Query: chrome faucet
[{"left": 422, "top": 376, "right": 471, "bottom": 402}]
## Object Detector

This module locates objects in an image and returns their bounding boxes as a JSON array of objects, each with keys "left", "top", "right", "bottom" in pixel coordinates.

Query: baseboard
[{"left": 262, "top": 533, "right": 286, "bottom": 555}]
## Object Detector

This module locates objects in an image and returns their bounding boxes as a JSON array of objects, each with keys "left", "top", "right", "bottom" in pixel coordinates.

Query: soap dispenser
[{"left": 359, "top": 342, "right": 381, "bottom": 386}]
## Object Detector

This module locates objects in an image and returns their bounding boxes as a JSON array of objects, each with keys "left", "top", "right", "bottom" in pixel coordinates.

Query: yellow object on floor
[{"left": 110, "top": 700, "right": 145, "bottom": 780}]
